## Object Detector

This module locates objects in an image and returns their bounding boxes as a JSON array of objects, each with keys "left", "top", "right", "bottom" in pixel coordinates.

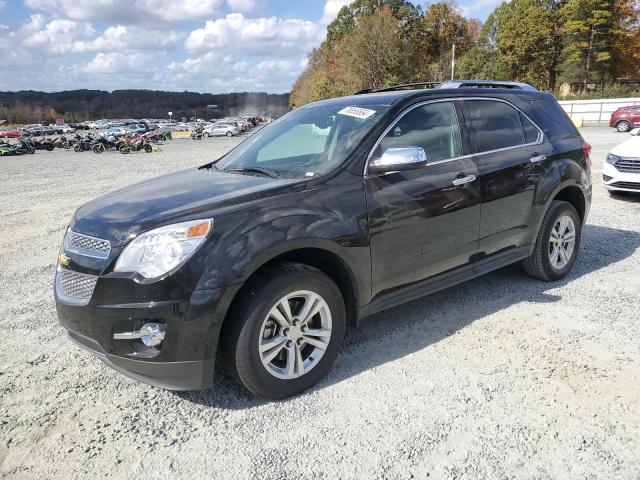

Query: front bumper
[
  {"left": 602, "top": 162, "right": 640, "bottom": 192},
  {"left": 55, "top": 267, "right": 236, "bottom": 390},
  {"left": 68, "top": 329, "right": 213, "bottom": 390}
]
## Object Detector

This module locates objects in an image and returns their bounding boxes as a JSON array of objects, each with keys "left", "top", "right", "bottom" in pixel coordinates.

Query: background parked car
[
  {"left": 203, "top": 123, "right": 238, "bottom": 137},
  {"left": 126, "top": 123, "right": 150, "bottom": 134},
  {"left": 610, "top": 105, "right": 640, "bottom": 132},
  {"left": 603, "top": 128, "right": 640, "bottom": 193},
  {"left": 68, "top": 123, "right": 90, "bottom": 130},
  {"left": 0, "top": 129, "right": 28, "bottom": 138},
  {"left": 103, "top": 127, "right": 128, "bottom": 137}
]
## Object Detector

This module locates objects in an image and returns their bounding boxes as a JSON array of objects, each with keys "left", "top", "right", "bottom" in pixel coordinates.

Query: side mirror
[
  {"left": 630, "top": 128, "right": 640, "bottom": 136},
  {"left": 369, "top": 147, "right": 428, "bottom": 174}
]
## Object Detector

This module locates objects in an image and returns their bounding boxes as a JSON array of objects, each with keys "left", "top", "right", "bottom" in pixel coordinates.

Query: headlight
[
  {"left": 114, "top": 219, "right": 212, "bottom": 280},
  {"left": 606, "top": 153, "right": 621, "bottom": 164}
]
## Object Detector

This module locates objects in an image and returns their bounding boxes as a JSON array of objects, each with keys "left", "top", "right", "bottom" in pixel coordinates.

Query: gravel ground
[{"left": 1, "top": 127, "right": 639, "bottom": 479}]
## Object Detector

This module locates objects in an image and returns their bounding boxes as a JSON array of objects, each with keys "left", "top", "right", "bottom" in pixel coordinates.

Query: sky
[{"left": 0, "top": 0, "right": 501, "bottom": 94}]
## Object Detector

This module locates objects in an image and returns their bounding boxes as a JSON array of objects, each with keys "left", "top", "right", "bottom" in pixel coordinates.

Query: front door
[{"left": 365, "top": 100, "right": 481, "bottom": 298}]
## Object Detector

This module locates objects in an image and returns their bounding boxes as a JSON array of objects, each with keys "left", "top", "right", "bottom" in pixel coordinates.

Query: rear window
[{"left": 516, "top": 94, "right": 580, "bottom": 142}]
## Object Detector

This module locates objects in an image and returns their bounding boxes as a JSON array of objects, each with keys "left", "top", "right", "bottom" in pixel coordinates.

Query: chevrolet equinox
[{"left": 55, "top": 81, "right": 592, "bottom": 399}]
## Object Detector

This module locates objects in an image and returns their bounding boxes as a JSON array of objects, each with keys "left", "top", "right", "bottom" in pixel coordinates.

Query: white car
[
  {"left": 603, "top": 128, "right": 640, "bottom": 194},
  {"left": 203, "top": 123, "right": 239, "bottom": 137}
]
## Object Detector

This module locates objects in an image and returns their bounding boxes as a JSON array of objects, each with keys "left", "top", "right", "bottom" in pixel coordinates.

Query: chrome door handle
[
  {"left": 530, "top": 154, "right": 547, "bottom": 163},
  {"left": 452, "top": 175, "right": 476, "bottom": 186}
]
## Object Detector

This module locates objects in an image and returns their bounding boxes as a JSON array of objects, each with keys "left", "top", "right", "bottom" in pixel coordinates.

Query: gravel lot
[{"left": 1, "top": 127, "right": 639, "bottom": 479}]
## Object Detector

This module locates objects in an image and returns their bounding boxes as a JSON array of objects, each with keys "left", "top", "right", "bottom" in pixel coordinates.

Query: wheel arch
[{"left": 216, "top": 246, "right": 361, "bottom": 358}]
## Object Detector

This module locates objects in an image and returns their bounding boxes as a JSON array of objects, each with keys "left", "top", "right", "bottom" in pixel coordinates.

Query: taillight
[{"left": 583, "top": 142, "right": 592, "bottom": 168}]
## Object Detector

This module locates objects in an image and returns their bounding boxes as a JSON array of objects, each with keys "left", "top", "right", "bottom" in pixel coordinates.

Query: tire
[
  {"left": 73, "top": 144, "right": 81, "bottom": 152},
  {"left": 144, "top": 143, "right": 152, "bottom": 153},
  {"left": 119, "top": 145, "right": 130, "bottom": 154},
  {"left": 204, "top": 132, "right": 210, "bottom": 138},
  {"left": 226, "top": 131, "right": 233, "bottom": 137},
  {"left": 92, "top": 144, "right": 105, "bottom": 154},
  {"left": 522, "top": 201, "right": 581, "bottom": 281},
  {"left": 222, "top": 262, "right": 346, "bottom": 399},
  {"left": 616, "top": 120, "right": 632, "bottom": 132}
]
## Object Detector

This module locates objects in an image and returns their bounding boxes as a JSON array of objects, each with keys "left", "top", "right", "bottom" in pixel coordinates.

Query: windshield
[{"left": 215, "top": 104, "right": 387, "bottom": 179}]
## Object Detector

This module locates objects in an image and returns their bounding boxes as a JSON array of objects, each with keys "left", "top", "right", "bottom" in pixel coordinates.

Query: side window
[
  {"left": 465, "top": 100, "right": 535, "bottom": 152},
  {"left": 377, "top": 101, "right": 463, "bottom": 164},
  {"left": 519, "top": 112, "right": 540, "bottom": 144}
]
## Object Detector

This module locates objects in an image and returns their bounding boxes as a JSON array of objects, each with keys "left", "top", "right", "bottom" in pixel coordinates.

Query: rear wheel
[
  {"left": 523, "top": 201, "right": 581, "bottom": 281},
  {"left": 144, "top": 143, "right": 152, "bottom": 153},
  {"left": 119, "top": 144, "right": 130, "bottom": 154},
  {"left": 226, "top": 131, "right": 233, "bottom": 137},
  {"left": 92, "top": 144, "right": 105, "bottom": 154},
  {"left": 616, "top": 120, "right": 632, "bottom": 132},
  {"left": 222, "top": 263, "right": 346, "bottom": 399}
]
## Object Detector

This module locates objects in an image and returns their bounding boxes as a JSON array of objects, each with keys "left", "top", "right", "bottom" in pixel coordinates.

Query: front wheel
[
  {"left": 522, "top": 201, "right": 581, "bottom": 281},
  {"left": 226, "top": 131, "right": 233, "bottom": 137},
  {"left": 616, "top": 120, "right": 632, "bottom": 132},
  {"left": 144, "top": 143, "right": 152, "bottom": 153},
  {"left": 222, "top": 263, "right": 346, "bottom": 399},
  {"left": 119, "top": 144, "right": 130, "bottom": 154}
]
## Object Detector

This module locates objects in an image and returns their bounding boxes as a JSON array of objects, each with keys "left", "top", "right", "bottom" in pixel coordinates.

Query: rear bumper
[{"left": 68, "top": 329, "right": 214, "bottom": 390}]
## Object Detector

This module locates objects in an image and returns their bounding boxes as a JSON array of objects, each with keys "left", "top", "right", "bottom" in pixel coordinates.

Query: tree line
[
  {"left": 290, "top": 0, "right": 640, "bottom": 106},
  {"left": 0, "top": 90, "right": 290, "bottom": 124}
]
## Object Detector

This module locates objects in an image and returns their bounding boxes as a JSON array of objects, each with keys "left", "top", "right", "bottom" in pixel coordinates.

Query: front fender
[{"left": 195, "top": 178, "right": 371, "bottom": 307}]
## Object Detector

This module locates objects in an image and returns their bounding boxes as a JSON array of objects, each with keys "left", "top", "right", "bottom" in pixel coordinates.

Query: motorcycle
[
  {"left": 53, "top": 136, "right": 72, "bottom": 149},
  {"left": 91, "top": 136, "right": 120, "bottom": 153},
  {"left": 74, "top": 134, "right": 95, "bottom": 152},
  {"left": 119, "top": 135, "right": 152, "bottom": 154},
  {"left": 32, "top": 138, "right": 55, "bottom": 151},
  {"left": 190, "top": 127, "right": 204, "bottom": 140}
]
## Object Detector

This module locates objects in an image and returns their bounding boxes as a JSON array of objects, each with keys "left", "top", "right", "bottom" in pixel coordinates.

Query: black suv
[{"left": 55, "top": 81, "right": 592, "bottom": 399}]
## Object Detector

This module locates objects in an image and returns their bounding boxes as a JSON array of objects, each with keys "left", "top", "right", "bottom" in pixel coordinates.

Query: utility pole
[{"left": 451, "top": 43, "right": 456, "bottom": 80}]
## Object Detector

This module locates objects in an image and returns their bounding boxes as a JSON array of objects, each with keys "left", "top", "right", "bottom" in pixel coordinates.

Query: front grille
[
  {"left": 612, "top": 181, "right": 640, "bottom": 190},
  {"left": 56, "top": 268, "right": 98, "bottom": 305},
  {"left": 614, "top": 158, "right": 640, "bottom": 173},
  {"left": 65, "top": 230, "right": 111, "bottom": 258}
]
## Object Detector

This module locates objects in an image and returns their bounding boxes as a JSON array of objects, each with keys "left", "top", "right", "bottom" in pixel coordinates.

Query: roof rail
[
  {"left": 354, "top": 82, "right": 441, "bottom": 95},
  {"left": 436, "top": 80, "right": 538, "bottom": 91}
]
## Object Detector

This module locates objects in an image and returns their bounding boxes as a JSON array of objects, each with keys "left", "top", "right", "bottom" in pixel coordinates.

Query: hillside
[{"left": 0, "top": 89, "right": 290, "bottom": 124}]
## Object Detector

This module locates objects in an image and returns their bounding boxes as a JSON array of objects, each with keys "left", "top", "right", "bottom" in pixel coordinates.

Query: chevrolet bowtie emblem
[{"left": 57, "top": 253, "right": 70, "bottom": 266}]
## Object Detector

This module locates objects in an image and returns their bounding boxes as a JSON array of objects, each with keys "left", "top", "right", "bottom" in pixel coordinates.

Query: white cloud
[
  {"left": 460, "top": 0, "right": 505, "bottom": 17},
  {"left": 226, "top": 0, "right": 262, "bottom": 12},
  {"left": 24, "top": 0, "right": 224, "bottom": 23},
  {"left": 321, "top": 0, "right": 350, "bottom": 24},
  {"left": 77, "top": 52, "right": 153, "bottom": 74},
  {"left": 72, "top": 25, "right": 182, "bottom": 52},
  {"left": 21, "top": 16, "right": 96, "bottom": 54},
  {"left": 185, "top": 13, "right": 322, "bottom": 56}
]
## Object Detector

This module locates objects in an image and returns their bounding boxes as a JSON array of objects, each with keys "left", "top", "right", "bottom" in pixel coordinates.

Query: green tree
[
  {"left": 490, "top": 0, "right": 563, "bottom": 89},
  {"left": 561, "top": 0, "right": 618, "bottom": 91}
]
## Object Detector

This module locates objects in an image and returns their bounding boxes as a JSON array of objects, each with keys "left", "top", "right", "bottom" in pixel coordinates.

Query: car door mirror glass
[{"left": 369, "top": 147, "right": 428, "bottom": 174}]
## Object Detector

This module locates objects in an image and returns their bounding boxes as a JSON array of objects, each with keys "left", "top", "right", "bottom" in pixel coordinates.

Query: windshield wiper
[{"left": 223, "top": 166, "right": 280, "bottom": 179}]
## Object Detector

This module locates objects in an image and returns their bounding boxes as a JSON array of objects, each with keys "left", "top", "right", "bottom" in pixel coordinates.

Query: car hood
[
  {"left": 611, "top": 135, "right": 640, "bottom": 158},
  {"left": 71, "top": 168, "right": 301, "bottom": 246}
]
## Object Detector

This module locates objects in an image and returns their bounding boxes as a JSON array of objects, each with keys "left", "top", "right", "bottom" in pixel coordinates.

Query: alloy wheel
[
  {"left": 548, "top": 214, "right": 576, "bottom": 270},
  {"left": 258, "top": 290, "right": 332, "bottom": 380}
]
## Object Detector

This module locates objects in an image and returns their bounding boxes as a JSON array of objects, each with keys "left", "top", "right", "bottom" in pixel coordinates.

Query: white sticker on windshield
[{"left": 337, "top": 106, "right": 376, "bottom": 120}]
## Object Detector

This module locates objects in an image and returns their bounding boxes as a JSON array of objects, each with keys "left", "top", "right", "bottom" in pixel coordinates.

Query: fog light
[{"left": 113, "top": 322, "right": 165, "bottom": 347}]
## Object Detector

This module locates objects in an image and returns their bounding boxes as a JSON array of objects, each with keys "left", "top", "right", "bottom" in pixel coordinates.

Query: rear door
[
  {"left": 461, "top": 98, "right": 551, "bottom": 258},
  {"left": 365, "top": 100, "right": 481, "bottom": 298}
]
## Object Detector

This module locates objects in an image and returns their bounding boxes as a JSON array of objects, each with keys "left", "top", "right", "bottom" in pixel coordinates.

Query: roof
[{"left": 299, "top": 83, "right": 544, "bottom": 110}]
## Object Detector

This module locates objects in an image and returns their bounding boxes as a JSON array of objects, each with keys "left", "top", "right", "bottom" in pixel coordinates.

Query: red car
[
  {"left": 0, "top": 129, "right": 27, "bottom": 138},
  {"left": 610, "top": 105, "right": 640, "bottom": 132}
]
